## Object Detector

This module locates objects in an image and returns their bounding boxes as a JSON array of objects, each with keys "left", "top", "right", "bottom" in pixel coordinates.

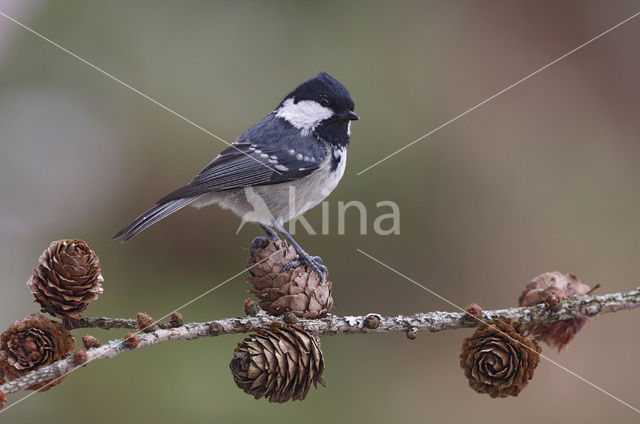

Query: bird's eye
[{"left": 319, "top": 98, "right": 330, "bottom": 107}]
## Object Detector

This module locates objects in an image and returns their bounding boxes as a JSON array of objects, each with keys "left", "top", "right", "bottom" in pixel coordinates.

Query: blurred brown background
[{"left": 1, "top": 0, "right": 639, "bottom": 422}]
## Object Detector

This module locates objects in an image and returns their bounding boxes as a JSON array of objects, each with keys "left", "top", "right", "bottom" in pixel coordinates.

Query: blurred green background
[{"left": 1, "top": 0, "right": 639, "bottom": 422}]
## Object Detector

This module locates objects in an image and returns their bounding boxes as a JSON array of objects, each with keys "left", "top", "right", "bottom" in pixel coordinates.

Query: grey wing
[{"left": 157, "top": 139, "right": 326, "bottom": 204}]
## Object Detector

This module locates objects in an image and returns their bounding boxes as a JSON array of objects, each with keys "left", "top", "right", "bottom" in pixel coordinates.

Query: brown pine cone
[
  {"left": 519, "top": 272, "right": 592, "bottom": 351},
  {"left": 27, "top": 239, "right": 103, "bottom": 319},
  {"left": 247, "top": 239, "right": 333, "bottom": 319},
  {"left": 0, "top": 314, "right": 75, "bottom": 391},
  {"left": 460, "top": 321, "right": 541, "bottom": 398},
  {"left": 230, "top": 325, "right": 326, "bottom": 403}
]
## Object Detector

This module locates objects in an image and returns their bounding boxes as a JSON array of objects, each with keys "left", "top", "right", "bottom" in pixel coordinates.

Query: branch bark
[{"left": 1, "top": 287, "right": 639, "bottom": 396}]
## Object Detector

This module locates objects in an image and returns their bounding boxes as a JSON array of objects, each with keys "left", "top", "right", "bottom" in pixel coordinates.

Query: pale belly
[{"left": 191, "top": 149, "right": 346, "bottom": 225}]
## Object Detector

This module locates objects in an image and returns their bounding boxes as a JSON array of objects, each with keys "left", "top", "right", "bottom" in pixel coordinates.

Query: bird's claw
[
  {"left": 250, "top": 236, "right": 274, "bottom": 252},
  {"left": 282, "top": 254, "right": 328, "bottom": 282},
  {"left": 309, "top": 255, "right": 323, "bottom": 264},
  {"left": 251, "top": 225, "right": 281, "bottom": 252}
]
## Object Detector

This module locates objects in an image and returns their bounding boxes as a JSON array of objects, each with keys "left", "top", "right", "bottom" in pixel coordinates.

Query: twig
[
  {"left": 1, "top": 287, "right": 639, "bottom": 396},
  {"left": 63, "top": 317, "right": 174, "bottom": 330}
]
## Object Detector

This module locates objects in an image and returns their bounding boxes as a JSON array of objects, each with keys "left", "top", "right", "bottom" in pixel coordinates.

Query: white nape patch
[{"left": 275, "top": 98, "right": 334, "bottom": 135}]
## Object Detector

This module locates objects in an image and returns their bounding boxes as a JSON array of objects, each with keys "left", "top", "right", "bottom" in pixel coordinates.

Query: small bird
[{"left": 113, "top": 72, "right": 358, "bottom": 281}]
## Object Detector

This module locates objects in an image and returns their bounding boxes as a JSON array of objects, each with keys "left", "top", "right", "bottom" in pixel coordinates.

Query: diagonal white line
[
  {"left": 0, "top": 10, "right": 282, "bottom": 175},
  {"left": 0, "top": 249, "right": 282, "bottom": 414},
  {"left": 357, "top": 11, "right": 640, "bottom": 175},
  {"left": 356, "top": 248, "right": 640, "bottom": 415}
]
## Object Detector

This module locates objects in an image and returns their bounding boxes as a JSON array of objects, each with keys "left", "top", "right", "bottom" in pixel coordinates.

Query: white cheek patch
[
  {"left": 347, "top": 121, "right": 351, "bottom": 136},
  {"left": 275, "top": 98, "right": 334, "bottom": 135}
]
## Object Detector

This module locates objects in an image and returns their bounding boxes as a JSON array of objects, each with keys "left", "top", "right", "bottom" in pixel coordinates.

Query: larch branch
[{"left": 1, "top": 287, "right": 638, "bottom": 396}]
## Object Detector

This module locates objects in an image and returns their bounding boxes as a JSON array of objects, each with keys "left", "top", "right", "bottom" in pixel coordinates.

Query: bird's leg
[
  {"left": 250, "top": 223, "right": 281, "bottom": 251},
  {"left": 275, "top": 224, "right": 328, "bottom": 283},
  {"left": 259, "top": 223, "right": 280, "bottom": 240}
]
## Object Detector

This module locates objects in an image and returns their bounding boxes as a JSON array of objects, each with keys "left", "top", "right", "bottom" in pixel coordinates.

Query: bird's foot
[
  {"left": 250, "top": 235, "right": 278, "bottom": 252},
  {"left": 282, "top": 252, "right": 328, "bottom": 283},
  {"left": 251, "top": 224, "right": 281, "bottom": 251}
]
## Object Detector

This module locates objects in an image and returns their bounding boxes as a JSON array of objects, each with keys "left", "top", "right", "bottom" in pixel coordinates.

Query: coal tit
[{"left": 113, "top": 72, "right": 358, "bottom": 281}]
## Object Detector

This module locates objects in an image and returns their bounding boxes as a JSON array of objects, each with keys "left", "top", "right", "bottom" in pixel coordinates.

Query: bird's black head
[
  {"left": 286, "top": 72, "right": 355, "bottom": 115},
  {"left": 276, "top": 72, "right": 358, "bottom": 147}
]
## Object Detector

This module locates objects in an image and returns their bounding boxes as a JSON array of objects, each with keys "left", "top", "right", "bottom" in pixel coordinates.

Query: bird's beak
[{"left": 343, "top": 111, "right": 359, "bottom": 121}]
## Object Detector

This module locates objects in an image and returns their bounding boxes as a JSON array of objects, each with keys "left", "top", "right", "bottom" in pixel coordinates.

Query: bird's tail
[{"left": 112, "top": 197, "right": 196, "bottom": 242}]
